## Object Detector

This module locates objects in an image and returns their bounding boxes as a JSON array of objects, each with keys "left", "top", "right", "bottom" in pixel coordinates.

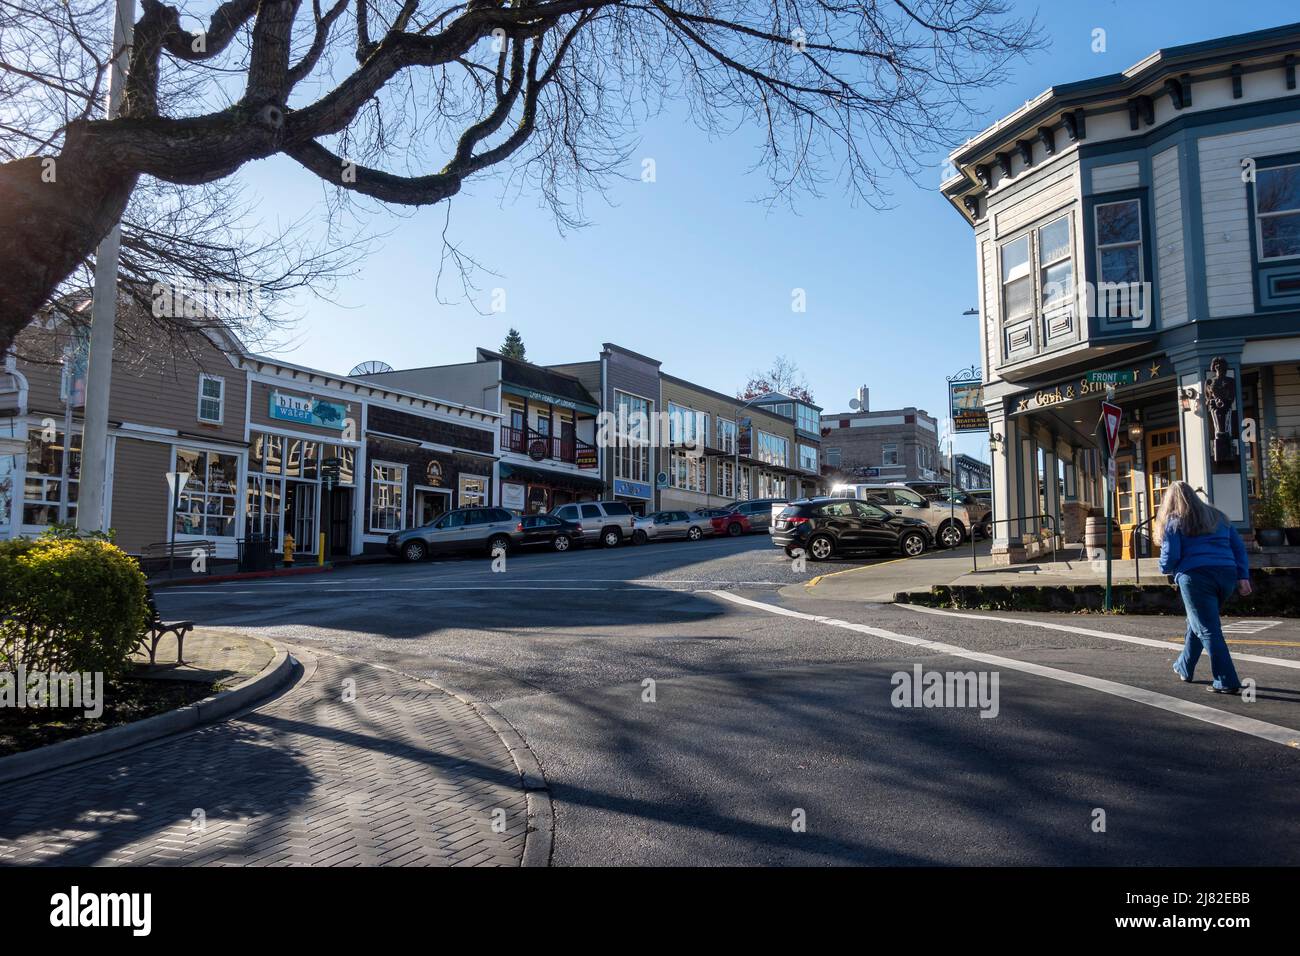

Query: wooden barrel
[{"left": 1084, "top": 516, "right": 1121, "bottom": 551}]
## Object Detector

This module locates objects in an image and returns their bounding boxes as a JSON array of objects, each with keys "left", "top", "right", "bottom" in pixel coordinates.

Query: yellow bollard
[
  {"left": 283, "top": 533, "right": 295, "bottom": 565},
  {"left": 318, "top": 532, "right": 326, "bottom": 566}
]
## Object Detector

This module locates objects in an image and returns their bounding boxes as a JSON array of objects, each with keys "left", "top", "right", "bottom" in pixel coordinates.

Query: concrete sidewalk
[{"left": 798, "top": 541, "right": 1168, "bottom": 603}]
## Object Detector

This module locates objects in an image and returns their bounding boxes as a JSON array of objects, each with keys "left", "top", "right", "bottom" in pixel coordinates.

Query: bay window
[
  {"left": 1256, "top": 162, "right": 1300, "bottom": 260},
  {"left": 1000, "top": 234, "right": 1033, "bottom": 324},
  {"left": 1094, "top": 198, "right": 1143, "bottom": 318}
]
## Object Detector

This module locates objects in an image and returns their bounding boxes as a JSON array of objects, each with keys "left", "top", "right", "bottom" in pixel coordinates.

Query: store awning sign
[
  {"left": 1015, "top": 360, "right": 1163, "bottom": 414},
  {"left": 269, "top": 391, "right": 346, "bottom": 430},
  {"left": 949, "top": 381, "right": 988, "bottom": 433}
]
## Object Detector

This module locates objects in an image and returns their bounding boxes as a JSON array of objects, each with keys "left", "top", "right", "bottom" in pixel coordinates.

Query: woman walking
[{"left": 1157, "top": 481, "right": 1250, "bottom": 694}]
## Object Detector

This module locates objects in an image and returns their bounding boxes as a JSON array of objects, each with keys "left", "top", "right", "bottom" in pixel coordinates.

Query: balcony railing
[{"left": 501, "top": 427, "right": 598, "bottom": 468}]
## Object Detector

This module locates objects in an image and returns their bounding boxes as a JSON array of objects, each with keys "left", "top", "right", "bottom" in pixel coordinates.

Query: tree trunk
[{"left": 0, "top": 124, "right": 139, "bottom": 352}]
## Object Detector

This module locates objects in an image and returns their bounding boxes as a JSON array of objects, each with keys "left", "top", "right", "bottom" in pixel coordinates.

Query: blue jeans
[{"left": 1173, "top": 565, "right": 1242, "bottom": 690}]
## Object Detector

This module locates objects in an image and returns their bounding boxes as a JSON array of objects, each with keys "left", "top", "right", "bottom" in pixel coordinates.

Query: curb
[
  {"left": 149, "top": 565, "right": 334, "bottom": 589},
  {"left": 0, "top": 638, "right": 296, "bottom": 787},
  {"left": 338, "top": 654, "right": 554, "bottom": 867}
]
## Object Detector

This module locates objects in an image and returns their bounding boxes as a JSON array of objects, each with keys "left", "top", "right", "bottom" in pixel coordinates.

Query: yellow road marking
[{"left": 806, "top": 555, "right": 910, "bottom": 589}]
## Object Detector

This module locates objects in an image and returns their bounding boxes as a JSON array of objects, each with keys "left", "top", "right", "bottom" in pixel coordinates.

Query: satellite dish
[
  {"left": 349, "top": 360, "right": 393, "bottom": 376},
  {"left": 849, "top": 398, "right": 861, "bottom": 410}
]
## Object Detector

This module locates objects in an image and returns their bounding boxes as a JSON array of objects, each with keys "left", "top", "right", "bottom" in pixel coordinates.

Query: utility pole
[{"left": 76, "top": 0, "right": 136, "bottom": 534}]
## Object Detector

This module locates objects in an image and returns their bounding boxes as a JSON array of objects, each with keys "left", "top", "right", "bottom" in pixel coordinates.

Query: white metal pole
[{"left": 76, "top": 0, "right": 136, "bottom": 534}]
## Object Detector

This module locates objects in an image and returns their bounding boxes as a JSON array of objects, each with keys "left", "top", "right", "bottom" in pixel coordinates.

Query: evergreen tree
[{"left": 500, "top": 329, "right": 527, "bottom": 361}]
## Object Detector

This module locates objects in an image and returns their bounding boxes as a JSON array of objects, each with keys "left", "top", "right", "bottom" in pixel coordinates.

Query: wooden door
[
  {"left": 1114, "top": 455, "right": 1137, "bottom": 559},
  {"left": 1145, "top": 428, "right": 1181, "bottom": 518}
]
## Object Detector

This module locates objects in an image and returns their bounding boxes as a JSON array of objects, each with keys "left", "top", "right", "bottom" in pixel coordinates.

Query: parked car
[
  {"left": 550, "top": 500, "right": 637, "bottom": 547},
  {"left": 899, "top": 481, "right": 993, "bottom": 539},
  {"left": 829, "top": 482, "right": 971, "bottom": 548},
  {"left": 772, "top": 498, "right": 932, "bottom": 561},
  {"left": 633, "top": 510, "right": 710, "bottom": 544},
  {"left": 515, "top": 514, "right": 584, "bottom": 552},
  {"left": 720, "top": 498, "right": 788, "bottom": 534},
  {"left": 387, "top": 506, "right": 520, "bottom": 562},
  {"left": 711, "top": 511, "right": 752, "bottom": 536}
]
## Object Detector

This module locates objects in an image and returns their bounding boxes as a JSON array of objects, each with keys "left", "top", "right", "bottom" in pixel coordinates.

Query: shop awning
[{"left": 499, "top": 462, "right": 605, "bottom": 490}]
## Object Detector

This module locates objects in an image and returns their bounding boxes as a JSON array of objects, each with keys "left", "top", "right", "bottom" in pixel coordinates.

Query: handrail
[
  {"left": 1129, "top": 513, "right": 1160, "bottom": 584},
  {"left": 971, "top": 513, "right": 1058, "bottom": 572}
]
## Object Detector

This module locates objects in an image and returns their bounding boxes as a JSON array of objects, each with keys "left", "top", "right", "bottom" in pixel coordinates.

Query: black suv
[{"left": 771, "top": 497, "right": 931, "bottom": 561}]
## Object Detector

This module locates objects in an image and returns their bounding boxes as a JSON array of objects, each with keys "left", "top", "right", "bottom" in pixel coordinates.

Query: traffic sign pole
[{"left": 1099, "top": 391, "right": 1122, "bottom": 612}]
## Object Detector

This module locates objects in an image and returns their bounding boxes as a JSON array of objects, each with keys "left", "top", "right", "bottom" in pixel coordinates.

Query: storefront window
[
  {"left": 23, "top": 425, "right": 80, "bottom": 526},
  {"left": 755, "top": 430, "right": 788, "bottom": 466},
  {"left": 615, "top": 391, "right": 652, "bottom": 483},
  {"left": 174, "top": 448, "right": 238, "bottom": 537},
  {"left": 669, "top": 450, "right": 706, "bottom": 492},
  {"left": 459, "top": 474, "right": 488, "bottom": 507},
  {"left": 716, "top": 417, "right": 736, "bottom": 454},
  {"left": 0, "top": 454, "right": 14, "bottom": 531},
  {"left": 798, "top": 444, "right": 818, "bottom": 472},
  {"left": 717, "top": 460, "right": 735, "bottom": 498},
  {"left": 369, "top": 463, "right": 405, "bottom": 532}
]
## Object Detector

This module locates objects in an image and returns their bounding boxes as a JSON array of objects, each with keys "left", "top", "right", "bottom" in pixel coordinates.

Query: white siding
[
  {"left": 1199, "top": 121, "right": 1300, "bottom": 318},
  {"left": 1151, "top": 145, "right": 1188, "bottom": 326},
  {"left": 1091, "top": 161, "right": 1140, "bottom": 194},
  {"left": 980, "top": 236, "right": 1001, "bottom": 383},
  {"left": 993, "top": 162, "right": 1077, "bottom": 237}
]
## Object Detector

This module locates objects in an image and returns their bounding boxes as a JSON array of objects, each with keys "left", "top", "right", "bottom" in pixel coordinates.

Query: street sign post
[{"left": 1098, "top": 401, "right": 1123, "bottom": 611}]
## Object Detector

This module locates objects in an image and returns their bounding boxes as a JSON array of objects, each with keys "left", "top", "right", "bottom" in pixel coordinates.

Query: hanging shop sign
[
  {"left": 425, "top": 460, "right": 444, "bottom": 486},
  {"left": 948, "top": 381, "right": 988, "bottom": 433},
  {"left": 1013, "top": 360, "right": 1164, "bottom": 414},
  {"left": 501, "top": 482, "right": 526, "bottom": 511},
  {"left": 576, "top": 446, "right": 599, "bottom": 469},
  {"left": 269, "top": 391, "right": 347, "bottom": 430}
]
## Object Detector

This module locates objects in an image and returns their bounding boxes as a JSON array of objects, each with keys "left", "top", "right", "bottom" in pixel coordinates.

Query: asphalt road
[{"left": 156, "top": 533, "right": 1300, "bottom": 866}]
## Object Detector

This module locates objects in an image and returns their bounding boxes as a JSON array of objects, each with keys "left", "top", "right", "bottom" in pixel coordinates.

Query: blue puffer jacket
[{"left": 1158, "top": 518, "right": 1249, "bottom": 579}]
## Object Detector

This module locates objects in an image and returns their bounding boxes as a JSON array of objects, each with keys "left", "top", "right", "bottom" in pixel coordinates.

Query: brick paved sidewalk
[{"left": 0, "top": 648, "right": 532, "bottom": 866}]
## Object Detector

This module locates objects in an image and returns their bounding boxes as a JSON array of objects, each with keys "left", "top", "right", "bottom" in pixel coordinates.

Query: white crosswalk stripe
[{"left": 1222, "top": 620, "right": 1283, "bottom": 635}]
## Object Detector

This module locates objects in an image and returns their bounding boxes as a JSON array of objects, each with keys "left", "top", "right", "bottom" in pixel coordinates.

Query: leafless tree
[
  {"left": 0, "top": 0, "right": 1042, "bottom": 352},
  {"left": 739, "top": 355, "right": 813, "bottom": 403}
]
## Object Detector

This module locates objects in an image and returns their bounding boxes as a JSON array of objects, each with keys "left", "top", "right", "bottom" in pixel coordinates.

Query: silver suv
[
  {"left": 551, "top": 500, "right": 637, "bottom": 547},
  {"left": 829, "top": 483, "right": 973, "bottom": 548},
  {"left": 387, "top": 506, "right": 519, "bottom": 562}
]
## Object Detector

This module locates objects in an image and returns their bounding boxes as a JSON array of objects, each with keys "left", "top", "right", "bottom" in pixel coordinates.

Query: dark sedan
[
  {"left": 515, "top": 514, "right": 584, "bottom": 552},
  {"left": 771, "top": 497, "right": 931, "bottom": 561}
]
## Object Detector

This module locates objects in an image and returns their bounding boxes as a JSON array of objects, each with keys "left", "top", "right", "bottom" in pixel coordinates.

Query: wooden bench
[
  {"left": 137, "top": 588, "right": 193, "bottom": 665},
  {"left": 139, "top": 539, "right": 216, "bottom": 575}
]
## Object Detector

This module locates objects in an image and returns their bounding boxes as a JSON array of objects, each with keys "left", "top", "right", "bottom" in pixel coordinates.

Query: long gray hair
[{"left": 1155, "top": 480, "right": 1225, "bottom": 541}]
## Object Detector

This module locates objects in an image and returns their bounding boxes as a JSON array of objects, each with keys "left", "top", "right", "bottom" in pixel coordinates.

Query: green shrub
[{"left": 0, "top": 533, "right": 147, "bottom": 678}]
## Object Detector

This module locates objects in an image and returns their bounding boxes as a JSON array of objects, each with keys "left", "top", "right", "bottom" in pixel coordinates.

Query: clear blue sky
[{"left": 237, "top": 0, "right": 1299, "bottom": 463}]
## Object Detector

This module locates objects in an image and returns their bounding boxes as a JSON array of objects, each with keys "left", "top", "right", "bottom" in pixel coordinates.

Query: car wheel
[
  {"left": 808, "top": 534, "right": 834, "bottom": 561},
  {"left": 687, "top": 526, "right": 702, "bottom": 541},
  {"left": 632, "top": 529, "right": 648, "bottom": 545},
  {"left": 602, "top": 528, "right": 622, "bottom": 548},
  {"left": 938, "top": 522, "right": 964, "bottom": 548},
  {"left": 901, "top": 532, "right": 926, "bottom": 558},
  {"left": 727, "top": 522, "right": 743, "bottom": 537},
  {"left": 402, "top": 540, "right": 427, "bottom": 562},
  {"left": 487, "top": 534, "right": 511, "bottom": 557},
  {"left": 552, "top": 535, "right": 571, "bottom": 552}
]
